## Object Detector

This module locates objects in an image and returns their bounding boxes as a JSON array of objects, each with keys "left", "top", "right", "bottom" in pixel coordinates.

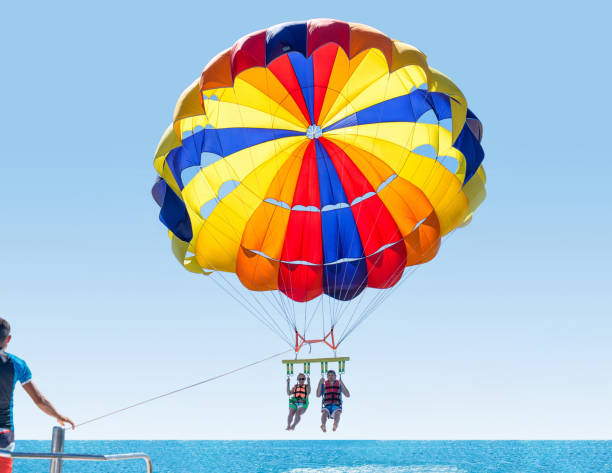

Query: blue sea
[{"left": 13, "top": 441, "right": 612, "bottom": 473}]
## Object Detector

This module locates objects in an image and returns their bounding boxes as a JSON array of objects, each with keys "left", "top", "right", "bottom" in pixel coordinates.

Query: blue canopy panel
[
  {"left": 314, "top": 140, "right": 367, "bottom": 300},
  {"left": 288, "top": 52, "right": 315, "bottom": 124},
  {"left": 453, "top": 109, "right": 485, "bottom": 185},
  {"left": 265, "top": 21, "right": 308, "bottom": 65},
  {"left": 322, "top": 90, "right": 452, "bottom": 132},
  {"left": 152, "top": 178, "right": 193, "bottom": 242},
  {"left": 165, "top": 132, "right": 204, "bottom": 189},
  {"left": 165, "top": 127, "right": 303, "bottom": 190}
]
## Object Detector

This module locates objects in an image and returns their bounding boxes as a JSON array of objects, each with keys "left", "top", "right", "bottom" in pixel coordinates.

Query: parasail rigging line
[{"left": 73, "top": 348, "right": 292, "bottom": 429}]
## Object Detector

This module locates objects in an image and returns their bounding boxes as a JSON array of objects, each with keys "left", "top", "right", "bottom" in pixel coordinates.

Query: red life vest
[
  {"left": 292, "top": 383, "right": 308, "bottom": 400},
  {"left": 323, "top": 380, "right": 342, "bottom": 406}
]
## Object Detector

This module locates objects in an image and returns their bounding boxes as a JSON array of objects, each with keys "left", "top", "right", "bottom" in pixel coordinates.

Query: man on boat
[
  {"left": 317, "top": 369, "right": 350, "bottom": 432},
  {"left": 286, "top": 373, "right": 310, "bottom": 430},
  {"left": 0, "top": 318, "right": 74, "bottom": 473}
]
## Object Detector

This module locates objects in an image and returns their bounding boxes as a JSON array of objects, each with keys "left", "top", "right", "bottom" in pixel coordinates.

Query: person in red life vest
[
  {"left": 286, "top": 373, "right": 310, "bottom": 430},
  {"left": 0, "top": 318, "right": 74, "bottom": 473},
  {"left": 317, "top": 369, "right": 350, "bottom": 432}
]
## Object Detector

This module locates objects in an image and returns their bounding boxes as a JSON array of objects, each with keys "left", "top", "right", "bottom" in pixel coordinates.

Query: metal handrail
[{"left": 9, "top": 451, "right": 153, "bottom": 472}]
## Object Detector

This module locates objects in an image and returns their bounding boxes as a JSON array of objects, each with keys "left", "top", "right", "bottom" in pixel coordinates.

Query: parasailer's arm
[
  {"left": 340, "top": 379, "right": 350, "bottom": 398},
  {"left": 316, "top": 378, "right": 323, "bottom": 397},
  {"left": 306, "top": 376, "right": 311, "bottom": 395},
  {"left": 286, "top": 377, "right": 292, "bottom": 396}
]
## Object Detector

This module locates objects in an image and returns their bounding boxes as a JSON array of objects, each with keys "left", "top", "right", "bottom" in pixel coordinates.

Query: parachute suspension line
[
  {"left": 303, "top": 294, "right": 308, "bottom": 341},
  {"left": 217, "top": 272, "right": 294, "bottom": 338},
  {"left": 322, "top": 295, "right": 327, "bottom": 340},
  {"left": 335, "top": 83, "right": 438, "bottom": 343},
  {"left": 339, "top": 222, "right": 463, "bottom": 344},
  {"left": 266, "top": 285, "right": 295, "bottom": 334},
  {"left": 183, "top": 171, "right": 293, "bottom": 348},
  {"left": 207, "top": 75, "right": 299, "bottom": 344},
  {"left": 337, "top": 71, "right": 449, "bottom": 345},
  {"left": 334, "top": 70, "right": 394, "bottom": 309},
  {"left": 74, "top": 348, "right": 292, "bottom": 429},
  {"left": 326, "top": 71, "right": 394, "bottom": 326},
  {"left": 340, "top": 266, "right": 419, "bottom": 344},
  {"left": 231, "top": 104, "right": 297, "bottom": 337},
  {"left": 340, "top": 268, "right": 413, "bottom": 344},
  {"left": 259, "top": 290, "right": 296, "bottom": 339},
  {"left": 304, "top": 295, "right": 322, "bottom": 335},
  {"left": 258, "top": 286, "right": 294, "bottom": 329},
  {"left": 334, "top": 285, "right": 369, "bottom": 340},
  {"left": 276, "top": 250, "right": 297, "bottom": 333},
  {"left": 209, "top": 272, "right": 292, "bottom": 348},
  {"left": 342, "top": 230, "right": 465, "bottom": 344},
  {"left": 337, "top": 255, "right": 418, "bottom": 345}
]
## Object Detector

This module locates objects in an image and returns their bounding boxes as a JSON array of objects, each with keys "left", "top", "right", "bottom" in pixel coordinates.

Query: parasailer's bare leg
[
  {"left": 332, "top": 411, "right": 341, "bottom": 431},
  {"left": 286, "top": 409, "right": 296, "bottom": 430},
  {"left": 291, "top": 406, "right": 306, "bottom": 429},
  {"left": 320, "top": 411, "right": 328, "bottom": 432}
]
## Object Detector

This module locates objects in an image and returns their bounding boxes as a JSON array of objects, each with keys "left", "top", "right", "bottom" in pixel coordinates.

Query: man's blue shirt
[{"left": 0, "top": 351, "right": 32, "bottom": 430}]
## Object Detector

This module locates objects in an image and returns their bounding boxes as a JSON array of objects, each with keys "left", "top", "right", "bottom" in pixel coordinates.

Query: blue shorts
[
  {"left": 0, "top": 429, "right": 14, "bottom": 454},
  {"left": 321, "top": 404, "right": 342, "bottom": 418}
]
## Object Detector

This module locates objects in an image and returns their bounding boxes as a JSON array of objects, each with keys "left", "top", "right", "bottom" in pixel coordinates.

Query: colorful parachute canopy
[{"left": 152, "top": 19, "right": 486, "bottom": 345}]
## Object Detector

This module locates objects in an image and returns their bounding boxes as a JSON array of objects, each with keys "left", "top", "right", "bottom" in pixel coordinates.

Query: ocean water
[{"left": 13, "top": 441, "right": 612, "bottom": 473}]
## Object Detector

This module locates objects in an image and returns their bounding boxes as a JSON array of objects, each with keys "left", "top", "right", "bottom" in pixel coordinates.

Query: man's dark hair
[
  {"left": 0, "top": 318, "right": 10, "bottom": 345},
  {"left": 327, "top": 369, "right": 336, "bottom": 375}
]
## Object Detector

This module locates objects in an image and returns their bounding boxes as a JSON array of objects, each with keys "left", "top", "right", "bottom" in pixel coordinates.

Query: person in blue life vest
[
  {"left": 286, "top": 373, "right": 310, "bottom": 430},
  {"left": 0, "top": 318, "right": 74, "bottom": 473},
  {"left": 317, "top": 369, "right": 350, "bottom": 432}
]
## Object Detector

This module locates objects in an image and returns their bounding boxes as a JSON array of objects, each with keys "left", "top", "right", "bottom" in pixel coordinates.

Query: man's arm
[
  {"left": 316, "top": 378, "right": 323, "bottom": 397},
  {"left": 22, "top": 381, "right": 75, "bottom": 429},
  {"left": 306, "top": 377, "right": 311, "bottom": 395},
  {"left": 340, "top": 379, "right": 350, "bottom": 398},
  {"left": 286, "top": 377, "right": 292, "bottom": 395}
]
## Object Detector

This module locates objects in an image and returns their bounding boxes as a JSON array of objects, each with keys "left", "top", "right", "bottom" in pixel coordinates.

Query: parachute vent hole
[
  {"left": 291, "top": 204, "right": 319, "bottom": 212},
  {"left": 376, "top": 174, "right": 397, "bottom": 193},
  {"left": 218, "top": 180, "right": 240, "bottom": 198},
  {"left": 439, "top": 118, "right": 453, "bottom": 133},
  {"left": 350, "top": 192, "right": 376, "bottom": 206},
  {"left": 411, "top": 144, "right": 437, "bottom": 160},
  {"left": 181, "top": 166, "right": 200, "bottom": 186},
  {"left": 201, "top": 151, "right": 223, "bottom": 167},
  {"left": 439, "top": 156, "right": 460, "bottom": 174},
  {"left": 412, "top": 217, "right": 427, "bottom": 232},
  {"left": 417, "top": 109, "right": 439, "bottom": 125},
  {"left": 265, "top": 198, "right": 291, "bottom": 210},
  {"left": 210, "top": 94, "right": 219, "bottom": 101},
  {"left": 199, "top": 180, "right": 240, "bottom": 218},
  {"left": 321, "top": 202, "right": 350, "bottom": 212}
]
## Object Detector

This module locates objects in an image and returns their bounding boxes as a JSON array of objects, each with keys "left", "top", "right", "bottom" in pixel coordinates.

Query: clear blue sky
[{"left": 1, "top": 0, "right": 610, "bottom": 440}]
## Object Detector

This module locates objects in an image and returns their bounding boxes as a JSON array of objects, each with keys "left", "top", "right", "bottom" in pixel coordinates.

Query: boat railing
[{"left": 3, "top": 427, "right": 153, "bottom": 473}]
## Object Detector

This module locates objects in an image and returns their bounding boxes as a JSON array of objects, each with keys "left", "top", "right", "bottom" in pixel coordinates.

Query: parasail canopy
[{"left": 152, "top": 19, "right": 486, "bottom": 352}]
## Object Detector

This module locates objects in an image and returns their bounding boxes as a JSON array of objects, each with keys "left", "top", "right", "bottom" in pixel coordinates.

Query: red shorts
[{"left": 0, "top": 457, "right": 12, "bottom": 473}]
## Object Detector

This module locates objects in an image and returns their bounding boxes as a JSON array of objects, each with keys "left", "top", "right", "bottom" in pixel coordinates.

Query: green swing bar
[{"left": 282, "top": 357, "right": 349, "bottom": 377}]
